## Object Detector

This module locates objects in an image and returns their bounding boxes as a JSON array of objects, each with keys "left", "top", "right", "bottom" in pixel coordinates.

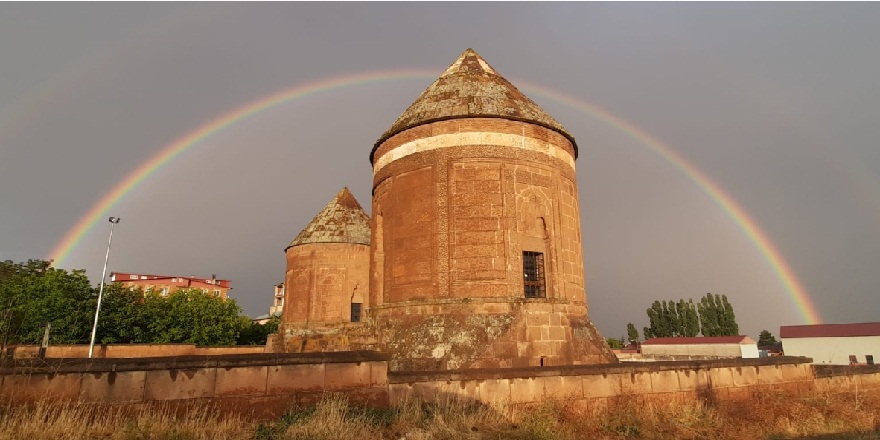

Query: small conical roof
[
  {"left": 372, "top": 48, "right": 577, "bottom": 163},
  {"left": 286, "top": 188, "right": 371, "bottom": 250}
]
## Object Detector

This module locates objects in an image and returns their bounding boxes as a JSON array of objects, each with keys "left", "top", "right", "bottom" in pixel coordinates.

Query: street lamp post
[{"left": 88, "top": 217, "right": 120, "bottom": 359}]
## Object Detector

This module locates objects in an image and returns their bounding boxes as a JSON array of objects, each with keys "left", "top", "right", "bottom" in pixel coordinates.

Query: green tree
[
  {"left": 698, "top": 293, "right": 739, "bottom": 336},
  {"left": 626, "top": 322, "right": 639, "bottom": 343},
  {"left": 143, "top": 288, "right": 245, "bottom": 346},
  {"left": 757, "top": 329, "right": 778, "bottom": 346},
  {"left": 646, "top": 301, "right": 674, "bottom": 338},
  {"left": 676, "top": 299, "right": 700, "bottom": 337},
  {"left": 606, "top": 337, "right": 624, "bottom": 349},
  {"left": 95, "top": 284, "right": 151, "bottom": 344},
  {"left": 237, "top": 314, "right": 281, "bottom": 345},
  {"left": 0, "top": 259, "right": 94, "bottom": 346}
]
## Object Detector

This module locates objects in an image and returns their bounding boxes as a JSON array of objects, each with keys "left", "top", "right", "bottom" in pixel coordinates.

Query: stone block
[
  {"left": 1, "top": 372, "right": 82, "bottom": 401},
  {"left": 267, "top": 363, "right": 324, "bottom": 394},
  {"left": 756, "top": 365, "right": 784, "bottom": 385},
  {"left": 548, "top": 326, "right": 566, "bottom": 341},
  {"left": 650, "top": 369, "right": 681, "bottom": 394},
  {"left": 731, "top": 366, "right": 758, "bottom": 387},
  {"left": 621, "top": 371, "right": 652, "bottom": 394},
  {"left": 370, "top": 362, "right": 388, "bottom": 386},
  {"left": 542, "top": 375, "right": 582, "bottom": 399},
  {"left": 144, "top": 368, "right": 216, "bottom": 401},
  {"left": 509, "top": 377, "right": 541, "bottom": 403},
  {"left": 215, "top": 366, "right": 268, "bottom": 397},
  {"left": 477, "top": 378, "right": 511, "bottom": 403},
  {"left": 582, "top": 373, "right": 622, "bottom": 399},
  {"left": 708, "top": 367, "right": 734, "bottom": 388},
  {"left": 80, "top": 370, "right": 146, "bottom": 403},
  {"left": 678, "top": 369, "right": 710, "bottom": 392}
]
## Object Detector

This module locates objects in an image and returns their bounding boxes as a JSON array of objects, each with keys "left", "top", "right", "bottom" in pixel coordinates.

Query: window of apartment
[
  {"left": 867, "top": 355, "right": 875, "bottom": 365},
  {"left": 214, "top": 289, "right": 221, "bottom": 297},
  {"left": 523, "top": 251, "right": 546, "bottom": 298},
  {"left": 161, "top": 287, "right": 169, "bottom": 296},
  {"left": 849, "top": 355, "right": 858, "bottom": 365},
  {"left": 351, "top": 303, "right": 362, "bottom": 323},
  {"left": 130, "top": 274, "right": 138, "bottom": 280}
]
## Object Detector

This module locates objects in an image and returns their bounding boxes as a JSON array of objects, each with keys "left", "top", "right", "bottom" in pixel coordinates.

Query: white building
[
  {"left": 641, "top": 336, "right": 759, "bottom": 359},
  {"left": 780, "top": 322, "right": 880, "bottom": 365}
]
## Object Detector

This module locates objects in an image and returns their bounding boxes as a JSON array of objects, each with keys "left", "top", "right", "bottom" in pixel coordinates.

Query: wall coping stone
[
  {"left": 1, "top": 351, "right": 388, "bottom": 375},
  {"left": 813, "top": 364, "right": 880, "bottom": 378},
  {"left": 388, "top": 356, "right": 814, "bottom": 383}
]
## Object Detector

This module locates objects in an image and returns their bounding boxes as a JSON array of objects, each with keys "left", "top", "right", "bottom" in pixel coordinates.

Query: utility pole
[{"left": 88, "top": 217, "right": 120, "bottom": 358}]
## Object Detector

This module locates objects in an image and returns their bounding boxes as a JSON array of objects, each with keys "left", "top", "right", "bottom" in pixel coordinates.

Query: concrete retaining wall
[
  {"left": 813, "top": 364, "right": 880, "bottom": 391},
  {"left": 0, "top": 352, "right": 388, "bottom": 419},
  {"left": 388, "top": 357, "right": 817, "bottom": 406},
  {"left": 5, "top": 353, "right": 880, "bottom": 419}
]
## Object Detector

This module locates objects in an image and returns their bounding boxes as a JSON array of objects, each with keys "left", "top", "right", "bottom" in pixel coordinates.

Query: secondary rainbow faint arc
[{"left": 46, "top": 69, "right": 823, "bottom": 325}]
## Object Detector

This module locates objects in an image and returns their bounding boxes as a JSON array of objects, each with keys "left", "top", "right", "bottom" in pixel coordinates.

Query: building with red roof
[
  {"left": 640, "top": 336, "right": 759, "bottom": 359},
  {"left": 780, "top": 322, "right": 880, "bottom": 365},
  {"left": 110, "top": 272, "right": 230, "bottom": 300}
]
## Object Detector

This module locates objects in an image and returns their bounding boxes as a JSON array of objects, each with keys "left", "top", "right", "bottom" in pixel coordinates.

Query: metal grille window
[
  {"left": 351, "top": 303, "right": 362, "bottom": 322},
  {"left": 523, "top": 251, "right": 546, "bottom": 298}
]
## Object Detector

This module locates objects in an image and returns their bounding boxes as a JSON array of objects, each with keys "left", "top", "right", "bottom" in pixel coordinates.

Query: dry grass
[
  {"left": 0, "top": 400, "right": 254, "bottom": 440},
  {"left": 2, "top": 388, "right": 880, "bottom": 440}
]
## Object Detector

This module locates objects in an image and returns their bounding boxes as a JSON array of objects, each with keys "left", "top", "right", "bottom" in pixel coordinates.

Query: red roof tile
[{"left": 780, "top": 322, "right": 880, "bottom": 338}]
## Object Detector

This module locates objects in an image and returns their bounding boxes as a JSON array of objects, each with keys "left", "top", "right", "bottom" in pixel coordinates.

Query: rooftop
[
  {"left": 286, "top": 187, "right": 371, "bottom": 250},
  {"left": 780, "top": 322, "right": 880, "bottom": 338},
  {"left": 643, "top": 336, "right": 755, "bottom": 345},
  {"left": 371, "top": 48, "right": 576, "bottom": 163}
]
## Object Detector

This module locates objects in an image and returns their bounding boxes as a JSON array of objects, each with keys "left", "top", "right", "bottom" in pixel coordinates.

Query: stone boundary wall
[
  {"left": 813, "top": 364, "right": 880, "bottom": 392},
  {"left": 9, "top": 344, "right": 266, "bottom": 359},
  {"left": 388, "top": 357, "right": 817, "bottom": 405},
  {"left": 0, "top": 352, "right": 388, "bottom": 419},
  {"left": 6, "top": 353, "right": 880, "bottom": 419}
]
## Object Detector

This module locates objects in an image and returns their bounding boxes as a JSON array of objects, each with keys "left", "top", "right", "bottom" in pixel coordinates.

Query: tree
[
  {"left": 646, "top": 300, "right": 675, "bottom": 338},
  {"left": 626, "top": 323, "right": 639, "bottom": 343},
  {"left": 143, "top": 288, "right": 245, "bottom": 346},
  {"left": 757, "top": 329, "right": 778, "bottom": 346},
  {"left": 95, "top": 284, "right": 151, "bottom": 344},
  {"left": 676, "top": 299, "right": 700, "bottom": 337},
  {"left": 606, "top": 337, "right": 625, "bottom": 349},
  {"left": 237, "top": 314, "right": 281, "bottom": 345},
  {"left": 698, "top": 293, "right": 739, "bottom": 336},
  {"left": 646, "top": 299, "right": 696, "bottom": 338},
  {"left": 0, "top": 259, "right": 94, "bottom": 346}
]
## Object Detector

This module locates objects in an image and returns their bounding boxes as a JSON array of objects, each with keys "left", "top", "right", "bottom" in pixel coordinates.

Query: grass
[{"left": 1, "top": 388, "right": 879, "bottom": 439}]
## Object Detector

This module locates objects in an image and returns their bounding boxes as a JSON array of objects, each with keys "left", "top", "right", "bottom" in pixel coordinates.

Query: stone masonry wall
[
  {"left": 0, "top": 352, "right": 388, "bottom": 419},
  {"left": 389, "top": 357, "right": 819, "bottom": 406},
  {"left": 370, "top": 118, "right": 613, "bottom": 371},
  {"left": 6, "top": 355, "right": 880, "bottom": 419},
  {"left": 284, "top": 242, "right": 370, "bottom": 325}
]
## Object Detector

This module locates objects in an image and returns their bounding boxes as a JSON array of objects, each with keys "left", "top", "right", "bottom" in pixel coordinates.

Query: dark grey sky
[{"left": 2, "top": 3, "right": 879, "bottom": 340}]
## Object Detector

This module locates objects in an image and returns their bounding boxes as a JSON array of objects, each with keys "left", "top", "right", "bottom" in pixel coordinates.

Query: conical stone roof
[
  {"left": 286, "top": 187, "right": 371, "bottom": 250},
  {"left": 372, "top": 48, "right": 577, "bottom": 163}
]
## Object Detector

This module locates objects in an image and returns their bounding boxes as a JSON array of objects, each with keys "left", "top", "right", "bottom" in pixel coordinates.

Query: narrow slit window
[
  {"left": 867, "top": 355, "right": 874, "bottom": 365},
  {"left": 523, "top": 251, "right": 546, "bottom": 298},
  {"left": 351, "top": 303, "right": 362, "bottom": 323}
]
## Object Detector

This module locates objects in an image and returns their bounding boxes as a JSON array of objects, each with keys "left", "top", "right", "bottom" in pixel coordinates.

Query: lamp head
[{"left": 108, "top": 217, "right": 121, "bottom": 224}]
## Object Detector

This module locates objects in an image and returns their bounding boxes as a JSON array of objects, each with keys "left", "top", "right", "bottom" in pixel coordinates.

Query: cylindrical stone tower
[
  {"left": 369, "top": 49, "right": 616, "bottom": 371},
  {"left": 283, "top": 187, "right": 371, "bottom": 329}
]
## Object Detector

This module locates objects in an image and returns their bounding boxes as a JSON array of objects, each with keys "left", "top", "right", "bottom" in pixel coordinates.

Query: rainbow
[{"left": 46, "top": 70, "right": 822, "bottom": 325}]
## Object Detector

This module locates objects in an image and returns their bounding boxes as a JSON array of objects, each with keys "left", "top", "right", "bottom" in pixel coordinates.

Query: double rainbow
[{"left": 46, "top": 70, "right": 822, "bottom": 325}]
